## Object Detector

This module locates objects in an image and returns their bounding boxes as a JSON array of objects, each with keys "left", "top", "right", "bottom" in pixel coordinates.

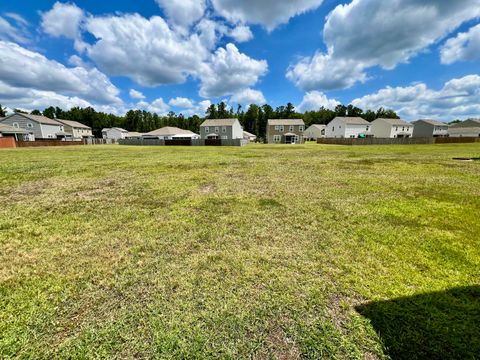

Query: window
[
  {"left": 13, "top": 122, "right": 19, "bottom": 128},
  {"left": 402, "top": 126, "right": 405, "bottom": 131},
  {"left": 366, "top": 126, "right": 370, "bottom": 131},
  {"left": 222, "top": 126, "right": 226, "bottom": 133},
  {"left": 275, "top": 125, "right": 279, "bottom": 130},
  {"left": 332, "top": 126, "right": 335, "bottom": 131},
  {"left": 205, "top": 126, "right": 209, "bottom": 133},
  {"left": 289, "top": 125, "right": 294, "bottom": 132},
  {"left": 221, "top": 136, "right": 228, "bottom": 140},
  {"left": 273, "top": 135, "right": 281, "bottom": 143},
  {"left": 299, "top": 126, "right": 304, "bottom": 132},
  {"left": 27, "top": 123, "right": 33, "bottom": 128},
  {"left": 395, "top": 126, "right": 398, "bottom": 131},
  {"left": 215, "top": 127, "right": 219, "bottom": 133},
  {"left": 279, "top": 125, "right": 284, "bottom": 132}
]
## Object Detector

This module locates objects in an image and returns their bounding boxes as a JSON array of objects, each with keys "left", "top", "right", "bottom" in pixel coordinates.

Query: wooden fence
[
  {"left": 317, "top": 137, "right": 480, "bottom": 145},
  {"left": 119, "top": 138, "right": 247, "bottom": 147},
  {"left": 0, "top": 137, "right": 16, "bottom": 148},
  {"left": 16, "top": 140, "right": 84, "bottom": 147},
  {"left": 435, "top": 137, "right": 480, "bottom": 144}
]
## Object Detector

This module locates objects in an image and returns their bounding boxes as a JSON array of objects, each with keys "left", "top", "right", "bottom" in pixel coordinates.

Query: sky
[{"left": 1, "top": 0, "right": 480, "bottom": 121}]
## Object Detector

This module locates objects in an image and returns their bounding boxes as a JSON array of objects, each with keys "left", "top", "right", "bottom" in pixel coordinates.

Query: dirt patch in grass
[{"left": 199, "top": 183, "right": 216, "bottom": 194}]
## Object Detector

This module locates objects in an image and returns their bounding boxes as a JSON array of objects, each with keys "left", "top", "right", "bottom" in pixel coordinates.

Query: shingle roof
[
  {"left": 145, "top": 127, "right": 197, "bottom": 136},
  {"left": 56, "top": 119, "right": 91, "bottom": 129},
  {"left": 450, "top": 119, "right": 480, "bottom": 128},
  {"left": 10, "top": 113, "right": 63, "bottom": 126},
  {"left": 307, "top": 124, "right": 326, "bottom": 130},
  {"left": 200, "top": 119, "right": 239, "bottom": 127},
  {"left": 243, "top": 131, "right": 256, "bottom": 137},
  {"left": 413, "top": 119, "right": 449, "bottom": 126},
  {"left": 0, "top": 124, "right": 31, "bottom": 134},
  {"left": 334, "top": 117, "right": 370, "bottom": 125},
  {"left": 375, "top": 118, "right": 410, "bottom": 126},
  {"left": 102, "top": 127, "right": 128, "bottom": 132},
  {"left": 267, "top": 119, "right": 305, "bottom": 126},
  {"left": 126, "top": 132, "right": 145, "bottom": 137}
]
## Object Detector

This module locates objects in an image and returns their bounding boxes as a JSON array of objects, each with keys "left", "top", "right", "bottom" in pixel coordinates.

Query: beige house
[
  {"left": 243, "top": 131, "right": 257, "bottom": 142},
  {"left": 304, "top": 124, "right": 326, "bottom": 140},
  {"left": 143, "top": 127, "right": 199, "bottom": 139},
  {"left": 266, "top": 119, "right": 305, "bottom": 144},
  {"left": 370, "top": 118, "right": 413, "bottom": 138},
  {"left": 56, "top": 119, "right": 93, "bottom": 139},
  {"left": 449, "top": 119, "right": 480, "bottom": 137}
]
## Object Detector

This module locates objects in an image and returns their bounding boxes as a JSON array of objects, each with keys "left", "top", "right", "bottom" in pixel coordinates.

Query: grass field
[{"left": 1, "top": 143, "right": 479, "bottom": 359}]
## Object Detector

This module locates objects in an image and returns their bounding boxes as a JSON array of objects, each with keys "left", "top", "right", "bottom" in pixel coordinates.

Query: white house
[
  {"left": 1, "top": 113, "right": 64, "bottom": 139},
  {"left": 449, "top": 119, "right": 480, "bottom": 137},
  {"left": 370, "top": 118, "right": 413, "bottom": 138},
  {"left": 200, "top": 119, "right": 243, "bottom": 140},
  {"left": 102, "top": 127, "right": 128, "bottom": 140},
  {"left": 142, "top": 127, "right": 199, "bottom": 140},
  {"left": 304, "top": 124, "right": 326, "bottom": 140},
  {"left": 325, "top": 117, "right": 371, "bottom": 138}
]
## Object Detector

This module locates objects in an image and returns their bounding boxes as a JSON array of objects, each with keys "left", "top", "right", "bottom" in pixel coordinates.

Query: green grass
[{"left": 0, "top": 143, "right": 479, "bottom": 359}]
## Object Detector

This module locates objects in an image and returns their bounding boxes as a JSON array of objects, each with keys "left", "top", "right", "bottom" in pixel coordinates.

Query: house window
[
  {"left": 279, "top": 125, "right": 284, "bottom": 132},
  {"left": 332, "top": 126, "right": 335, "bottom": 131},
  {"left": 299, "top": 126, "right": 304, "bottom": 132},
  {"left": 222, "top": 126, "right": 226, "bottom": 133},
  {"left": 289, "top": 125, "right": 294, "bottom": 132},
  {"left": 13, "top": 122, "right": 19, "bottom": 128},
  {"left": 395, "top": 126, "right": 398, "bottom": 131},
  {"left": 205, "top": 127, "right": 209, "bottom": 133},
  {"left": 366, "top": 126, "right": 370, "bottom": 131},
  {"left": 221, "top": 136, "right": 228, "bottom": 140},
  {"left": 27, "top": 123, "right": 34, "bottom": 128},
  {"left": 273, "top": 135, "right": 281, "bottom": 143},
  {"left": 215, "top": 127, "right": 219, "bottom": 133}
]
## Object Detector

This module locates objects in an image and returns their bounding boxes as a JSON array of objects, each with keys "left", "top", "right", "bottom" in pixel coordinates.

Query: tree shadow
[{"left": 356, "top": 285, "right": 480, "bottom": 360}]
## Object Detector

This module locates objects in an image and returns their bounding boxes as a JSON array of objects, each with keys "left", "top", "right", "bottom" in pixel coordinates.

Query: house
[
  {"left": 102, "top": 127, "right": 128, "bottom": 140},
  {"left": 449, "top": 119, "right": 480, "bottom": 137},
  {"left": 143, "top": 127, "right": 199, "bottom": 140},
  {"left": 0, "top": 123, "right": 34, "bottom": 141},
  {"left": 304, "top": 124, "right": 326, "bottom": 140},
  {"left": 370, "top": 118, "right": 413, "bottom": 138},
  {"left": 1, "top": 113, "right": 65, "bottom": 139},
  {"left": 325, "top": 117, "right": 371, "bottom": 138},
  {"left": 56, "top": 119, "right": 93, "bottom": 139},
  {"left": 266, "top": 119, "right": 305, "bottom": 144},
  {"left": 126, "top": 132, "right": 145, "bottom": 139},
  {"left": 243, "top": 131, "right": 257, "bottom": 142},
  {"left": 200, "top": 119, "right": 243, "bottom": 140},
  {"left": 412, "top": 119, "right": 449, "bottom": 138}
]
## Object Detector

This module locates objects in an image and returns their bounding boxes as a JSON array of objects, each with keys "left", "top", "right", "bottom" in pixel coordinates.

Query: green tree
[
  {"left": 43, "top": 106, "right": 56, "bottom": 119},
  {"left": 0, "top": 104, "right": 6, "bottom": 117},
  {"left": 30, "top": 109, "right": 42, "bottom": 115}
]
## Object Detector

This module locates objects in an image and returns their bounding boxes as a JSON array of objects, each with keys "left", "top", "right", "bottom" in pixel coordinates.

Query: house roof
[
  {"left": 450, "top": 119, "right": 480, "bottom": 128},
  {"left": 200, "top": 119, "right": 239, "bottom": 127},
  {"left": 375, "top": 118, "right": 410, "bottom": 126},
  {"left": 7, "top": 113, "right": 63, "bottom": 126},
  {"left": 145, "top": 127, "right": 197, "bottom": 137},
  {"left": 102, "top": 127, "right": 128, "bottom": 133},
  {"left": 126, "top": 132, "right": 145, "bottom": 137},
  {"left": 333, "top": 117, "right": 370, "bottom": 125},
  {"left": 56, "top": 119, "right": 91, "bottom": 129},
  {"left": 243, "top": 131, "right": 256, "bottom": 138},
  {"left": 267, "top": 119, "right": 305, "bottom": 126},
  {"left": 306, "top": 124, "right": 326, "bottom": 130},
  {"left": 0, "top": 124, "right": 31, "bottom": 134},
  {"left": 413, "top": 119, "right": 449, "bottom": 126}
]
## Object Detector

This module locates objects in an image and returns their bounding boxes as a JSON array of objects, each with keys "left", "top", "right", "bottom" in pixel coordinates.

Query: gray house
[
  {"left": 412, "top": 119, "right": 449, "bottom": 138},
  {"left": 1, "top": 113, "right": 64, "bottom": 139},
  {"left": 266, "top": 119, "right": 305, "bottom": 144},
  {"left": 449, "top": 119, "right": 480, "bottom": 137},
  {"left": 0, "top": 123, "right": 34, "bottom": 141},
  {"left": 200, "top": 119, "right": 243, "bottom": 140},
  {"left": 56, "top": 119, "right": 93, "bottom": 139}
]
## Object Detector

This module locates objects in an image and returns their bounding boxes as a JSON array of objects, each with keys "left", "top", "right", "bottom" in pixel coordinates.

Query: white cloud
[
  {"left": 129, "top": 89, "right": 145, "bottom": 100},
  {"left": 40, "top": 2, "right": 86, "bottom": 51},
  {"left": 229, "top": 25, "right": 253, "bottom": 42},
  {"left": 0, "top": 41, "right": 121, "bottom": 105},
  {"left": 155, "top": 0, "right": 206, "bottom": 29},
  {"left": 230, "top": 88, "right": 266, "bottom": 105},
  {"left": 351, "top": 74, "right": 480, "bottom": 120},
  {"left": 288, "top": 0, "right": 480, "bottom": 91},
  {"left": 198, "top": 43, "right": 268, "bottom": 98},
  {"left": 169, "top": 97, "right": 195, "bottom": 108},
  {"left": 211, "top": 0, "right": 324, "bottom": 31},
  {"left": 0, "top": 14, "right": 30, "bottom": 43},
  {"left": 136, "top": 97, "right": 170, "bottom": 115},
  {"left": 297, "top": 91, "right": 340, "bottom": 112},
  {"left": 441, "top": 24, "right": 480, "bottom": 64}
]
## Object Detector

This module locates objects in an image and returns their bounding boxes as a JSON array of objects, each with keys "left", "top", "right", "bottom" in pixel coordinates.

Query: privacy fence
[
  {"left": 317, "top": 137, "right": 480, "bottom": 145},
  {"left": 119, "top": 138, "right": 247, "bottom": 147}
]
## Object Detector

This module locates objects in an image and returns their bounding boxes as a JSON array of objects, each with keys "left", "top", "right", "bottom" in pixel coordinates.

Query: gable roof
[
  {"left": 333, "top": 117, "right": 370, "bottom": 125},
  {"left": 243, "top": 131, "right": 256, "bottom": 137},
  {"left": 413, "top": 119, "right": 449, "bottom": 126},
  {"left": 450, "top": 119, "right": 480, "bottom": 128},
  {"left": 374, "top": 118, "right": 410, "bottom": 126},
  {"left": 6, "top": 113, "right": 63, "bottom": 126},
  {"left": 268, "top": 119, "right": 305, "bottom": 126},
  {"left": 0, "top": 123, "right": 31, "bottom": 134},
  {"left": 145, "top": 126, "right": 197, "bottom": 136},
  {"left": 56, "top": 119, "right": 91, "bottom": 129},
  {"left": 306, "top": 124, "right": 326, "bottom": 130},
  {"left": 102, "top": 127, "right": 128, "bottom": 133},
  {"left": 200, "top": 119, "right": 239, "bottom": 127}
]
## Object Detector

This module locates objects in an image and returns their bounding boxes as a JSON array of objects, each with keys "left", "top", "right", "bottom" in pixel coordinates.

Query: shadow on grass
[{"left": 356, "top": 285, "right": 480, "bottom": 360}]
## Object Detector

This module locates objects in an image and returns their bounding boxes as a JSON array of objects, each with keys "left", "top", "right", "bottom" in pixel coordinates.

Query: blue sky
[{"left": 1, "top": 0, "right": 480, "bottom": 120}]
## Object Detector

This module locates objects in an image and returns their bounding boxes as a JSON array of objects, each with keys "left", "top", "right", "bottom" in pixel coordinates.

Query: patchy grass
[{"left": 0, "top": 143, "right": 479, "bottom": 359}]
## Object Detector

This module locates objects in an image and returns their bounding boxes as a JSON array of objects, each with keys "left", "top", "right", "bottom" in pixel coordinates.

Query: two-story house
[
  {"left": 1, "top": 113, "right": 64, "bottom": 139},
  {"left": 102, "top": 127, "right": 129, "bottom": 140},
  {"left": 448, "top": 119, "right": 480, "bottom": 137},
  {"left": 56, "top": 119, "right": 93, "bottom": 139},
  {"left": 200, "top": 119, "right": 243, "bottom": 140},
  {"left": 325, "top": 117, "right": 371, "bottom": 138},
  {"left": 412, "top": 119, "right": 449, "bottom": 138},
  {"left": 266, "top": 119, "right": 305, "bottom": 144},
  {"left": 370, "top": 118, "right": 413, "bottom": 138}
]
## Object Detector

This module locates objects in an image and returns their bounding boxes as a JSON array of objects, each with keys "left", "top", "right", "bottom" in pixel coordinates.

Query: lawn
[{"left": 0, "top": 143, "right": 479, "bottom": 359}]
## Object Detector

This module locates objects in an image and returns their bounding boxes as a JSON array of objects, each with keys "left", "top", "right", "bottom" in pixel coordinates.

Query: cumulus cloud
[
  {"left": 297, "top": 91, "right": 340, "bottom": 112},
  {"left": 169, "top": 97, "right": 195, "bottom": 108},
  {"left": 40, "top": 2, "right": 86, "bottom": 51},
  {"left": 129, "top": 89, "right": 145, "bottom": 100},
  {"left": 136, "top": 97, "right": 170, "bottom": 115},
  {"left": 230, "top": 88, "right": 266, "bottom": 105},
  {"left": 288, "top": 0, "right": 480, "bottom": 91},
  {"left": 351, "top": 74, "right": 480, "bottom": 120},
  {"left": 0, "top": 41, "right": 121, "bottom": 105},
  {"left": 211, "top": 0, "right": 324, "bottom": 31},
  {"left": 155, "top": 0, "right": 206, "bottom": 29},
  {"left": 229, "top": 25, "right": 253, "bottom": 42},
  {"left": 198, "top": 43, "right": 268, "bottom": 98},
  {"left": 441, "top": 24, "right": 480, "bottom": 64}
]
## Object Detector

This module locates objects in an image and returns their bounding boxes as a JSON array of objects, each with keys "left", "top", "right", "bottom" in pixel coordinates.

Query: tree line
[{"left": 1, "top": 102, "right": 400, "bottom": 139}]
